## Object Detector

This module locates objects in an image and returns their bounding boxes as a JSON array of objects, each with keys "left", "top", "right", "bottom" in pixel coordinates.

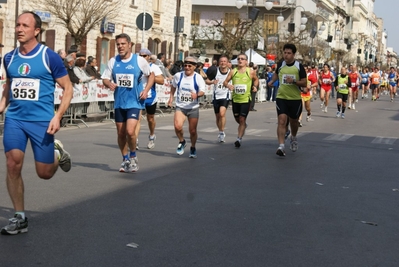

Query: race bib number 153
[{"left": 116, "top": 74, "right": 134, "bottom": 88}]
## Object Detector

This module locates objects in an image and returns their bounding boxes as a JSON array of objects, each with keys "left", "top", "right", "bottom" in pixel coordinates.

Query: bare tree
[
  {"left": 28, "top": 0, "right": 121, "bottom": 48},
  {"left": 190, "top": 18, "right": 263, "bottom": 59}
]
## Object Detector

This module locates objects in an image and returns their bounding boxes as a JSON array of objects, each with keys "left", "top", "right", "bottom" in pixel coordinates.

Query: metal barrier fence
[{"left": 0, "top": 78, "right": 268, "bottom": 134}]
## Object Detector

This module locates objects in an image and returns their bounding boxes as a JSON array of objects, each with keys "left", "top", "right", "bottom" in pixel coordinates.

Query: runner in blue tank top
[
  {"left": 388, "top": 67, "right": 397, "bottom": 102},
  {"left": 101, "top": 33, "right": 154, "bottom": 173},
  {"left": 0, "top": 12, "right": 73, "bottom": 235}
]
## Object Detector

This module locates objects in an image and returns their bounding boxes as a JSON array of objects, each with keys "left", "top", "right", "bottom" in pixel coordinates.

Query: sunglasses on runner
[
  {"left": 184, "top": 61, "right": 197, "bottom": 67},
  {"left": 237, "top": 57, "right": 247, "bottom": 61},
  {"left": 140, "top": 54, "right": 148, "bottom": 58}
]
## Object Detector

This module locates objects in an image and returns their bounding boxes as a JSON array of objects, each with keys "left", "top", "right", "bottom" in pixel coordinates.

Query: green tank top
[
  {"left": 276, "top": 62, "right": 301, "bottom": 100},
  {"left": 337, "top": 75, "right": 349, "bottom": 94},
  {"left": 232, "top": 68, "right": 252, "bottom": 103}
]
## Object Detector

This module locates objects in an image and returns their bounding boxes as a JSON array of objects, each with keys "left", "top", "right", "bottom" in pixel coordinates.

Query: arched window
[{"left": 151, "top": 38, "right": 161, "bottom": 55}]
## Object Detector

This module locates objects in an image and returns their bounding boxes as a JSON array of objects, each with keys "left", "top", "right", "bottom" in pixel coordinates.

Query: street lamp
[{"left": 235, "top": 0, "right": 273, "bottom": 63}]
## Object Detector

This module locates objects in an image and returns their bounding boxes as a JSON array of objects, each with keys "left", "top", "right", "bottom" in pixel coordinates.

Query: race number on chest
[
  {"left": 11, "top": 78, "right": 40, "bottom": 101},
  {"left": 116, "top": 74, "right": 134, "bottom": 88},
  {"left": 234, "top": 84, "right": 246, "bottom": 94}
]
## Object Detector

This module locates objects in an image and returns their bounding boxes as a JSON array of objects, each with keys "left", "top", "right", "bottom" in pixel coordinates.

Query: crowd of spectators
[{"left": 58, "top": 45, "right": 101, "bottom": 85}]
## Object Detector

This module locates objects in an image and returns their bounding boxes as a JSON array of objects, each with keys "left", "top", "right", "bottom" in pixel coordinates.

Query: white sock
[{"left": 15, "top": 211, "right": 25, "bottom": 220}]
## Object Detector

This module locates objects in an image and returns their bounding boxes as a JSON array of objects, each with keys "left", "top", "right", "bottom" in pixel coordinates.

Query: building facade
[{"left": 0, "top": 0, "right": 191, "bottom": 74}]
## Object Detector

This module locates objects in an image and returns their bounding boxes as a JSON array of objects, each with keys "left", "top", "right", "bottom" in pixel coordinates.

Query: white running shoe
[
  {"left": 129, "top": 157, "right": 139, "bottom": 172},
  {"left": 336, "top": 111, "right": 341, "bottom": 118},
  {"left": 352, "top": 103, "right": 355, "bottom": 110},
  {"left": 320, "top": 103, "right": 324, "bottom": 109},
  {"left": 355, "top": 99, "right": 358, "bottom": 103},
  {"left": 324, "top": 107, "right": 328, "bottom": 113},
  {"left": 136, "top": 139, "right": 139, "bottom": 150},
  {"left": 54, "top": 139, "right": 72, "bottom": 172},
  {"left": 119, "top": 159, "right": 131, "bottom": 172},
  {"left": 218, "top": 133, "right": 226, "bottom": 143},
  {"left": 276, "top": 146, "right": 286, "bottom": 157},
  {"left": 290, "top": 136, "right": 298, "bottom": 152},
  {"left": 147, "top": 135, "right": 156, "bottom": 149}
]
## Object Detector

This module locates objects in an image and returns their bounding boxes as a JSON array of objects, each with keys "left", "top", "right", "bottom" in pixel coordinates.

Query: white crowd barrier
[{"left": 0, "top": 78, "right": 270, "bottom": 129}]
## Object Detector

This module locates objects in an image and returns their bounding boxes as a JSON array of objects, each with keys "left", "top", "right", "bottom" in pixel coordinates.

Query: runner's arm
[
  {"left": 0, "top": 79, "right": 11, "bottom": 114},
  {"left": 223, "top": 70, "right": 234, "bottom": 91}
]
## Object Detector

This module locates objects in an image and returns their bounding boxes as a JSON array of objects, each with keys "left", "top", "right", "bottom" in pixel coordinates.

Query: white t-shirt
[{"left": 172, "top": 72, "right": 206, "bottom": 109}]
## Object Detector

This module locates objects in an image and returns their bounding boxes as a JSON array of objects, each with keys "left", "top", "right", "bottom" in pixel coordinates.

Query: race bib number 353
[{"left": 11, "top": 78, "right": 40, "bottom": 101}]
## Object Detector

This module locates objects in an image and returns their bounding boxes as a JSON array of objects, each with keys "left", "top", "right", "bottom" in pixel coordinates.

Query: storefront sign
[
  {"left": 100, "top": 17, "right": 115, "bottom": 34},
  {"left": 34, "top": 11, "right": 51, "bottom": 23}
]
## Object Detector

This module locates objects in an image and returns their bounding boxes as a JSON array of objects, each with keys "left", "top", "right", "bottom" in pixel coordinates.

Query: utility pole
[
  {"left": 14, "top": 0, "right": 20, "bottom": 48},
  {"left": 174, "top": 0, "right": 181, "bottom": 62}
]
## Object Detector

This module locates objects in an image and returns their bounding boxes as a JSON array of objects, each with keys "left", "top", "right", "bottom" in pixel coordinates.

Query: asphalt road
[{"left": 1, "top": 93, "right": 399, "bottom": 267}]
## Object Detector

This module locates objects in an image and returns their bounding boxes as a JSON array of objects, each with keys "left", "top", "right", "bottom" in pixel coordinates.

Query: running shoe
[
  {"left": 147, "top": 135, "right": 156, "bottom": 149},
  {"left": 218, "top": 133, "right": 226, "bottom": 143},
  {"left": 285, "top": 130, "right": 291, "bottom": 140},
  {"left": 324, "top": 107, "right": 328, "bottom": 113},
  {"left": 336, "top": 111, "right": 341, "bottom": 118},
  {"left": 189, "top": 147, "right": 197, "bottom": 158},
  {"left": 352, "top": 103, "right": 355, "bottom": 110},
  {"left": 306, "top": 115, "right": 313, "bottom": 122},
  {"left": 348, "top": 105, "right": 351, "bottom": 110},
  {"left": 276, "top": 146, "right": 286, "bottom": 157},
  {"left": 341, "top": 113, "right": 345, "bottom": 119},
  {"left": 234, "top": 140, "right": 241, "bottom": 148},
  {"left": 355, "top": 99, "right": 358, "bottom": 103},
  {"left": 129, "top": 157, "right": 139, "bottom": 172},
  {"left": 391, "top": 98, "right": 394, "bottom": 102},
  {"left": 290, "top": 136, "right": 298, "bottom": 152},
  {"left": 299, "top": 120, "right": 303, "bottom": 127},
  {"left": 176, "top": 140, "right": 186, "bottom": 155},
  {"left": 320, "top": 103, "right": 324, "bottom": 109},
  {"left": 1, "top": 214, "right": 28, "bottom": 235},
  {"left": 119, "top": 159, "right": 131, "bottom": 172},
  {"left": 54, "top": 139, "right": 72, "bottom": 172},
  {"left": 136, "top": 139, "right": 139, "bottom": 150}
]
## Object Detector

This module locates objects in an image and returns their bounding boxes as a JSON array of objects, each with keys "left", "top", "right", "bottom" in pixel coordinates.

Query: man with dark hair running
[
  {"left": 0, "top": 11, "right": 73, "bottom": 234},
  {"left": 223, "top": 53, "right": 259, "bottom": 148},
  {"left": 267, "top": 43, "right": 307, "bottom": 157}
]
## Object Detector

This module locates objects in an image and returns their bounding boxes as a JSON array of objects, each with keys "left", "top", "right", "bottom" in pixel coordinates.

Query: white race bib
[
  {"left": 216, "top": 82, "right": 226, "bottom": 90},
  {"left": 351, "top": 83, "right": 357, "bottom": 87},
  {"left": 282, "top": 74, "right": 296, "bottom": 84},
  {"left": 234, "top": 84, "right": 247, "bottom": 94},
  {"left": 180, "top": 91, "right": 193, "bottom": 102},
  {"left": 11, "top": 78, "right": 40, "bottom": 101},
  {"left": 339, "top": 84, "right": 346, "bottom": 89},
  {"left": 323, "top": 79, "right": 330, "bottom": 84},
  {"left": 116, "top": 74, "right": 134, "bottom": 88}
]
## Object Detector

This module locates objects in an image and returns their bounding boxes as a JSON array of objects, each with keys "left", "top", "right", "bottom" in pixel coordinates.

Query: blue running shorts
[
  {"left": 114, "top": 108, "right": 141, "bottom": 122},
  {"left": 3, "top": 118, "right": 55, "bottom": 164}
]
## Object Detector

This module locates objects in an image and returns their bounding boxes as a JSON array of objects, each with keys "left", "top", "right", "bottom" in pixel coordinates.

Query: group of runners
[
  {"left": 302, "top": 63, "right": 397, "bottom": 120},
  {"left": 0, "top": 11, "right": 394, "bottom": 235}
]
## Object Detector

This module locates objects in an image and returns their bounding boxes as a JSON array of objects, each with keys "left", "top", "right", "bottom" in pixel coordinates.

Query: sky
[{"left": 373, "top": 0, "right": 398, "bottom": 52}]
